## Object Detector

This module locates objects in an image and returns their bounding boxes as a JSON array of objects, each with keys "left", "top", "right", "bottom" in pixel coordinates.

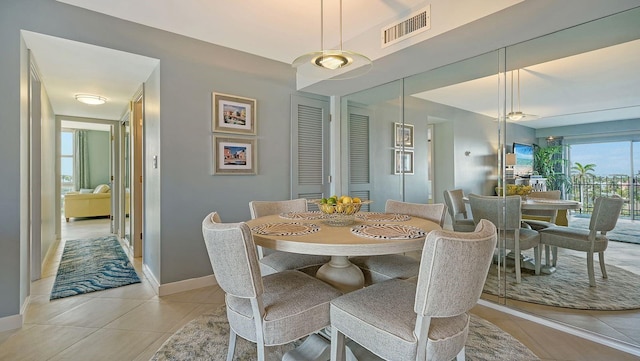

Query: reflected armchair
[
  {"left": 468, "top": 194, "right": 541, "bottom": 283},
  {"left": 443, "top": 189, "right": 476, "bottom": 232},
  {"left": 539, "top": 196, "right": 623, "bottom": 287}
]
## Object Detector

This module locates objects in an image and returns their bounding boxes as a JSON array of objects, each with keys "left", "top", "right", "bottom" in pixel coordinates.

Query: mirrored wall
[{"left": 341, "top": 6, "right": 640, "bottom": 349}]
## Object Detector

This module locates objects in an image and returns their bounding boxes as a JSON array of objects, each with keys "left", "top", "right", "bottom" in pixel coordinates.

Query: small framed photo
[
  {"left": 394, "top": 149, "right": 414, "bottom": 175},
  {"left": 394, "top": 122, "right": 414, "bottom": 148},
  {"left": 213, "top": 136, "right": 257, "bottom": 175},
  {"left": 212, "top": 93, "right": 256, "bottom": 135}
]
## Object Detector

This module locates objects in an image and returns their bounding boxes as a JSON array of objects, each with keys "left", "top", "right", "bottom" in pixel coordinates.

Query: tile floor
[{"left": 0, "top": 217, "right": 638, "bottom": 361}]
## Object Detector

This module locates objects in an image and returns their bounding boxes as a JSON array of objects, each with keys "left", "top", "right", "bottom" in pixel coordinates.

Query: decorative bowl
[{"left": 310, "top": 199, "right": 372, "bottom": 226}]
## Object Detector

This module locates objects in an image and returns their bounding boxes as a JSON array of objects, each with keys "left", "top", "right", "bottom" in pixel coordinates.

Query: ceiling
[{"left": 22, "top": 1, "right": 640, "bottom": 128}]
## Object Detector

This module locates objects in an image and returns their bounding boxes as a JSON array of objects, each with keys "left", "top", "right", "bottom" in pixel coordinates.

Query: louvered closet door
[
  {"left": 291, "top": 95, "right": 330, "bottom": 207},
  {"left": 347, "top": 105, "right": 372, "bottom": 212}
]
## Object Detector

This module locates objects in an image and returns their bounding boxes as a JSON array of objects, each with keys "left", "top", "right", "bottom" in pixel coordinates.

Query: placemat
[
  {"left": 528, "top": 199, "right": 579, "bottom": 204},
  {"left": 350, "top": 224, "right": 426, "bottom": 240},
  {"left": 356, "top": 212, "right": 411, "bottom": 222},
  {"left": 251, "top": 222, "right": 320, "bottom": 236},
  {"left": 279, "top": 211, "right": 327, "bottom": 220}
]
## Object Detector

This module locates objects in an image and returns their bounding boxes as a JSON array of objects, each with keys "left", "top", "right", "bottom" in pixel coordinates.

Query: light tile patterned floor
[{"left": 0, "top": 217, "right": 638, "bottom": 360}]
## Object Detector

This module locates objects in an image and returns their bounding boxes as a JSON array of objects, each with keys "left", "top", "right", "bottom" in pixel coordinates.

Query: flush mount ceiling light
[
  {"left": 507, "top": 69, "right": 537, "bottom": 121},
  {"left": 75, "top": 94, "right": 107, "bottom": 105},
  {"left": 292, "top": 0, "right": 372, "bottom": 80}
]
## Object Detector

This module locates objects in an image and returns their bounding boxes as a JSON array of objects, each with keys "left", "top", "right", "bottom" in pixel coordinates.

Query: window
[{"left": 61, "top": 130, "right": 74, "bottom": 195}]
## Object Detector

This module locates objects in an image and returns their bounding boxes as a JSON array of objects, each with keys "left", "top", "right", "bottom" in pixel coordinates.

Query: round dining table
[{"left": 246, "top": 211, "right": 442, "bottom": 292}]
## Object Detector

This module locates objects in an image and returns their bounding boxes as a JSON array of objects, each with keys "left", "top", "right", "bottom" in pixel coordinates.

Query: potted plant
[{"left": 533, "top": 144, "right": 572, "bottom": 193}]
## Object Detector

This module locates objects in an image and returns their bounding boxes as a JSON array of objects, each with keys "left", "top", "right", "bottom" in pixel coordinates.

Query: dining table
[{"left": 246, "top": 211, "right": 442, "bottom": 293}]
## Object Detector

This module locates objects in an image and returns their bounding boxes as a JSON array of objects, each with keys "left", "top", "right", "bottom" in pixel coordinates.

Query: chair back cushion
[
  {"left": 468, "top": 194, "right": 522, "bottom": 231},
  {"left": 523, "top": 190, "right": 560, "bottom": 219},
  {"left": 415, "top": 219, "right": 497, "bottom": 317},
  {"left": 202, "top": 212, "right": 263, "bottom": 298},
  {"left": 249, "top": 199, "right": 308, "bottom": 219},
  {"left": 590, "top": 196, "right": 624, "bottom": 232},
  {"left": 385, "top": 199, "right": 447, "bottom": 227}
]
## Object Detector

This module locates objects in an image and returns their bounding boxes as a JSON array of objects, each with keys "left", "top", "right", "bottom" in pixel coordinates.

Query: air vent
[{"left": 381, "top": 5, "right": 431, "bottom": 48}]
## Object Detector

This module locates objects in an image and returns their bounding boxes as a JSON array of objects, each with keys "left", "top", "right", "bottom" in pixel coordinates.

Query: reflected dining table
[{"left": 246, "top": 211, "right": 442, "bottom": 292}]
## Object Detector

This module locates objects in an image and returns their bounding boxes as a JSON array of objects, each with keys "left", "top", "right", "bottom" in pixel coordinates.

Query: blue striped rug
[{"left": 50, "top": 235, "right": 141, "bottom": 300}]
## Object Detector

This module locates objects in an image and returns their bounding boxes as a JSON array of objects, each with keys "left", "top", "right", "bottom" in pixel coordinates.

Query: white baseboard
[
  {"left": 157, "top": 274, "right": 218, "bottom": 297},
  {"left": 0, "top": 314, "right": 23, "bottom": 332},
  {"left": 143, "top": 263, "right": 160, "bottom": 295},
  {"left": 477, "top": 299, "right": 640, "bottom": 357},
  {"left": 142, "top": 263, "right": 217, "bottom": 297}
]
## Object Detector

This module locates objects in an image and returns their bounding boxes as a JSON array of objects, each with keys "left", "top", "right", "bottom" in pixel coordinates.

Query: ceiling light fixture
[
  {"left": 292, "top": 0, "right": 372, "bottom": 80},
  {"left": 75, "top": 94, "right": 107, "bottom": 105},
  {"left": 507, "top": 69, "right": 537, "bottom": 121}
]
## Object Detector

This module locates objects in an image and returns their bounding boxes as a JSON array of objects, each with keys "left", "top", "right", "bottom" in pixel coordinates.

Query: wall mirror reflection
[{"left": 341, "top": 6, "right": 640, "bottom": 350}]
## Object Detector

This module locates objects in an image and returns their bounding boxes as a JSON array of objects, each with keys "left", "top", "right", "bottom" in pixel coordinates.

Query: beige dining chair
[
  {"left": 349, "top": 200, "right": 447, "bottom": 284},
  {"left": 330, "top": 220, "right": 497, "bottom": 361},
  {"left": 521, "top": 190, "right": 561, "bottom": 230},
  {"left": 249, "top": 199, "right": 330, "bottom": 275},
  {"left": 201, "top": 212, "right": 342, "bottom": 361},
  {"left": 468, "top": 193, "right": 541, "bottom": 283},
  {"left": 443, "top": 189, "right": 476, "bottom": 232},
  {"left": 539, "top": 196, "right": 623, "bottom": 287}
]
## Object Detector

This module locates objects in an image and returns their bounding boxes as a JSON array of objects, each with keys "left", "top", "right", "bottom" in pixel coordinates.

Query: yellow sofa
[{"left": 64, "top": 184, "right": 129, "bottom": 222}]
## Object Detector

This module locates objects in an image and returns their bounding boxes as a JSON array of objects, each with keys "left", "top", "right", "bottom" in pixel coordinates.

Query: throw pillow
[
  {"left": 79, "top": 188, "right": 93, "bottom": 194},
  {"left": 93, "top": 184, "right": 110, "bottom": 193}
]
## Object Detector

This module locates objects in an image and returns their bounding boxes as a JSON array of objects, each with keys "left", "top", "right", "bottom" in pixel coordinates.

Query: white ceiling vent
[{"left": 381, "top": 5, "right": 431, "bottom": 48}]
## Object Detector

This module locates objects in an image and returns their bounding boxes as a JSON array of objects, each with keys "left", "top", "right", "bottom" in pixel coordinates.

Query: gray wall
[{"left": 0, "top": 0, "right": 311, "bottom": 321}]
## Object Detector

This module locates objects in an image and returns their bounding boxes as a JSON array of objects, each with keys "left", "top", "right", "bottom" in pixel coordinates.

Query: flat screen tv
[{"left": 512, "top": 142, "right": 534, "bottom": 176}]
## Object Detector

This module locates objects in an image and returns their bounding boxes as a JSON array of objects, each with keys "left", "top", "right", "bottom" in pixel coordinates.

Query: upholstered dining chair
[
  {"left": 249, "top": 199, "right": 331, "bottom": 275},
  {"left": 202, "top": 212, "right": 342, "bottom": 361},
  {"left": 468, "top": 193, "right": 541, "bottom": 283},
  {"left": 521, "top": 190, "right": 562, "bottom": 230},
  {"left": 330, "top": 220, "right": 497, "bottom": 361},
  {"left": 349, "top": 200, "right": 447, "bottom": 284},
  {"left": 443, "top": 189, "right": 476, "bottom": 232},
  {"left": 539, "top": 196, "right": 623, "bottom": 287}
]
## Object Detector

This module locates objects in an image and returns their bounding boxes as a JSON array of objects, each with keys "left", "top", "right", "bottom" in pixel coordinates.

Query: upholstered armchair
[
  {"left": 201, "top": 212, "right": 342, "bottom": 361},
  {"left": 539, "top": 196, "right": 623, "bottom": 287},
  {"left": 443, "top": 189, "right": 476, "bottom": 232},
  {"left": 468, "top": 193, "right": 541, "bottom": 283},
  {"left": 330, "top": 220, "right": 497, "bottom": 361},
  {"left": 249, "top": 199, "right": 330, "bottom": 275},
  {"left": 350, "top": 200, "right": 447, "bottom": 284}
]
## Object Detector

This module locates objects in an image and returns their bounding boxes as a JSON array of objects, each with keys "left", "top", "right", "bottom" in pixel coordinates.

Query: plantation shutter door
[
  {"left": 291, "top": 95, "right": 330, "bottom": 207},
  {"left": 348, "top": 105, "right": 372, "bottom": 212}
]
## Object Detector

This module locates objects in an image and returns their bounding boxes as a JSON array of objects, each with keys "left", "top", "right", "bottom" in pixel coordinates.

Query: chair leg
[
  {"left": 456, "top": 347, "right": 466, "bottom": 361},
  {"left": 226, "top": 329, "right": 237, "bottom": 361},
  {"left": 552, "top": 246, "right": 558, "bottom": 267},
  {"left": 534, "top": 245, "right": 541, "bottom": 275},
  {"left": 587, "top": 251, "right": 596, "bottom": 287},
  {"left": 514, "top": 244, "right": 522, "bottom": 284},
  {"left": 599, "top": 251, "right": 608, "bottom": 279},
  {"left": 257, "top": 342, "right": 266, "bottom": 361},
  {"left": 331, "top": 326, "right": 346, "bottom": 361},
  {"left": 544, "top": 244, "right": 551, "bottom": 267}
]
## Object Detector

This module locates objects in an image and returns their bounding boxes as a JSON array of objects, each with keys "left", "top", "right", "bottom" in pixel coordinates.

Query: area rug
[
  {"left": 483, "top": 254, "right": 640, "bottom": 310},
  {"left": 50, "top": 235, "right": 141, "bottom": 300},
  {"left": 151, "top": 306, "right": 539, "bottom": 361}
]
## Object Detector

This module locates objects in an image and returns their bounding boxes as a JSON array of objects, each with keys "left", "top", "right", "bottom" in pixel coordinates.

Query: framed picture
[
  {"left": 394, "top": 122, "right": 414, "bottom": 148},
  {"left": 213, "top": 136, "right": 257, "bottom": 175},
  {"left": 394, "top": 150, "right": 414, "bottom": 175},
  {"left": 212, "top": 93, "right": 256, "bottom": 135}
]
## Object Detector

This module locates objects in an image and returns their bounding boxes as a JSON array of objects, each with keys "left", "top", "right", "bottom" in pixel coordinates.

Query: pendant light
[
  {"left": 292, "top": 0, "right": 372, "bottom": 80},
  {"left": 507, "top": 69, "right": 524, "bottom": 121},
  {"left": 507, "top": 69, "right": 537, "bottom": 121}
]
